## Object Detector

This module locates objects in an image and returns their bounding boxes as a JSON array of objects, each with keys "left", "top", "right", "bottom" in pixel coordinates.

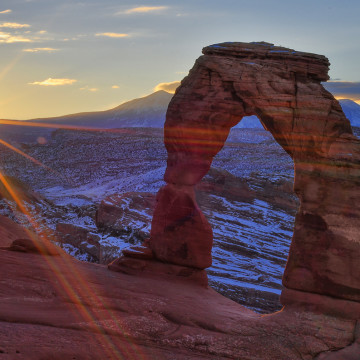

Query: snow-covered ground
[
  {"left": 0, "top": 126, "right": 298, "bottom": 312},
  {"left": 0, "top": 88, "right": 358, "bottom": 313}
]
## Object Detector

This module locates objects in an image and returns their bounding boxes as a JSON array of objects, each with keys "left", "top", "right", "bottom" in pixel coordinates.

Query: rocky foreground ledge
[{"left": 0, "top": 216, "right": 359, "bottom": 360}]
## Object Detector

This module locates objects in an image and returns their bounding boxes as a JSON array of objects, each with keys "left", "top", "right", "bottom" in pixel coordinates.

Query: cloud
[
  {"left": 323, "top": 81, "right": 360, "bottom": 102},
  {"left": 0, "top": 32, "right": 33, "bottom": 43},
  {"left": 112, "top": 85, "right": 119, "bottom": 89},
  {"left": 29, "top": 78, "right": 77, "bottom": 86},
  {"left": 119, "top": 6, "right": 168, "bottom": 15},
  {"left": 80, "top": 86, "right": 98, "bottom": 92},
  {"left": 95, "top": 32, "right": 129, "bottom": 38},
  {"left": 0, "top": 22, "right": 30, "bottom": 28},
  {"left": 0, "top": 9, "right": 12, "bottom": 14},
  {"left": 23, "top": 47, "right": 58, "bottom": 52},
  {"left": 154, "top": 81, "right": 180, "bottom": 94}
]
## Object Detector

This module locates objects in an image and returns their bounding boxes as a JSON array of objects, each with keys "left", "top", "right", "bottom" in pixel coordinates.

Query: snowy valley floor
[{"left": 3, "top": 127, "right": 358, "bottom": 313}]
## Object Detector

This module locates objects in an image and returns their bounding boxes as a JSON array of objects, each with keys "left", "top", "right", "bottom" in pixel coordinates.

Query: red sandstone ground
[{"left": 0, "top": 215, "right": 359, "bottom": 360}]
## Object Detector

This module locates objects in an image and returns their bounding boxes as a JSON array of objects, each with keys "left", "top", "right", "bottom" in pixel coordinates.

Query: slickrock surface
[
  {"left": 149, "top": 42, "right": 360, "bottom": 307},
  {"left": 1, "top": 216, "right": 359, "bottom": 360}
]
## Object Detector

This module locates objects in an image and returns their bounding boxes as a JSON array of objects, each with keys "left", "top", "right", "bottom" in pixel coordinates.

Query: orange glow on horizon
[
  {"left": 0, "top": 119, "right": 134, "bottom": 134},
  {"left": 334, "top": 95, "right": 360, "bottom": 104}
]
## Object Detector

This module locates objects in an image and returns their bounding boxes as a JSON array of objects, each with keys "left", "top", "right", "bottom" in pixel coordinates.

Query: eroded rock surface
[
  {"left": 149, "top": 42, "right": 360, "bottom": 308},
  {"left": 1, "top": 216, "right": 359, "bottom": 360}
]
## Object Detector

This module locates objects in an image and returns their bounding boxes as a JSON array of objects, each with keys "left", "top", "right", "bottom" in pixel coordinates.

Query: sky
[{"left": 0, "top": 0, "right": 360, "bottom": 120}]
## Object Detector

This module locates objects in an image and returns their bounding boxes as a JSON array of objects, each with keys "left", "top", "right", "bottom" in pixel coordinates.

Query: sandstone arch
[{"left": 149, "top": 42, "right": 360, "bottom": 305}]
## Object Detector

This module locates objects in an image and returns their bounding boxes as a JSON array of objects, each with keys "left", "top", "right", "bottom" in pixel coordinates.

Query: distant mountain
[
  {"left": 234, "top": 99, "right": 360, "bottom": 129},
  {"left": 339, "top": 99, "right": 360, "bottom": 127},
  {"left": 234, "top": 115, "right": 264, "bottom": 129},
  {"left": 30, "top": 90, "right": 263, "bottom": 129},
  {"left": 33, "top": 90, "right": 173, "bottom": 128},
  {"left": 1, "top": 93, "right": 359, "bottom": 146},
  {"left": 234, "top": 100, "right": 360, "bottom": 129},
  {"left": 24, "top": 96, "right": 360, "bottom": 130},
  {"left": 0, "top": 91, "right": 172, "bottom": 144}
]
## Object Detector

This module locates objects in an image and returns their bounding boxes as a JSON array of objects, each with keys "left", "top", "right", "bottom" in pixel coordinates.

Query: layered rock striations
[{"left": 149, "top": 42, "right": 360, "bottom": 310}]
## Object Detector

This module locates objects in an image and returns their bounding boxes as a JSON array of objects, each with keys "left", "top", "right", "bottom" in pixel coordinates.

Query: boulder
[
  {"left": 56, "top": 223, "right": 100, "bottom": 261},
  {"left": 96, "top": 192, "right": 155, "bottom": 243}
]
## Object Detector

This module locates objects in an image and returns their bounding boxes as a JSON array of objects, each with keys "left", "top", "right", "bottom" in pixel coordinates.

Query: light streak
[
  {"left": 0, "top": 138, "right": 51, "bottom": 169},
  {"left": 0, "top": 171, "right": 147, "bottom": 358},
  {"left": 0, "top": 52, "right": 23, "bottom": 82},
  {"left": 0, "top": 119, "right": 133, "bottom": 134}
]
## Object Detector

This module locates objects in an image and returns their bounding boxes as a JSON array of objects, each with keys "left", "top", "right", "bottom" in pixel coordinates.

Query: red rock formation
[
  {"left": 1, "top": 216, "right": 360, "bottom": 359},
  {"left": 149, "top": 42, "right": 360, "bottom": 309},
  {"left": 56, "top": 222, "right": 101, "bottom": 260},
  {"left": 150, "top": 183, "right": 213, "bottom": 268},
  {"left": 96, "top": 192, "right": 156, "bottom": 242}
]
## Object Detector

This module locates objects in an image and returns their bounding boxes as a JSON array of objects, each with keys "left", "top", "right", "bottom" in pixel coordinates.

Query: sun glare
[
  {"left": 0, "top": 120, "right": 147, "bottom": 358},
  {"left": 0, "top": 169, "right": 146, "bottom": 358},
  {"left": 0, "top": 52, "right": 24, "bottom": 82},
  {"left": 0, "top": 119, "right": 134, "bottom": 133},
  {"left": 0, "top": 138, "right": 52, "bottom": 170}
]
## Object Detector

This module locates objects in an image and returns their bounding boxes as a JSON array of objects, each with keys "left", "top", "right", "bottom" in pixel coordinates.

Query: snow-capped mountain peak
[{"left": 339, "top": 99, "right": 360, "bottom": 127}]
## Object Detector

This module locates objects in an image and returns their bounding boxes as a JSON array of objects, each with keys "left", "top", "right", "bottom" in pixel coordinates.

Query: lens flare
[
  {"left": 0, "top": 138, "right": 50, "bottom": 169},
  {"left": 0, "top": 171, "right": 148, "bottom": 358},
  {"left": 0, "top": 119, "right": 148, "bottom": 358},
  {"left": 0, "top": 119, "right": 134, "bottom": 134}
]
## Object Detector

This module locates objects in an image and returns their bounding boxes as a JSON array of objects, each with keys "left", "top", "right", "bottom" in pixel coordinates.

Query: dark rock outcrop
[
  {"left": 96, "top": 192, "right": 156, "bottom": 242},
  {"left": 56, "top": 223, "right": 100, "bottom": 261},
  {"left": 7, "top": 238, "right": 62, "bottom": 256},
  {"left": 149, "top": 42, "right": 360, "bottom": 310}
]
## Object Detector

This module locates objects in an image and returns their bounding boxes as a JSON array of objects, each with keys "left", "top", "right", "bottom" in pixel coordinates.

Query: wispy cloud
[
  {"left": 154, "top": 81, "right": 180, "bottom": 94},
  {"left": 95, "top": 32, "right": 129, "bottom": 38},
  {"left": 323, "top": 81, "right": 360, "bottom": 102},
  {"left": 29, "top": 78, "right": 77, "bottom": 86},
  {"left": 0, "top": 32, "right": 33, "bottom": 43},
  {"left": 80, "top": 86, "right": 98, "bottom": 92},
  {"left": 0, "top": 22, "right": 30, "bottom": 28},
  {"left": 119, "top": 6, "right": 168, "bottom": 15},
  {"left": 0, "top": 9, "right": 12, "bottom": 14},
  {"left": 23, "top": 47, "right": 58, "bottom": 52}
]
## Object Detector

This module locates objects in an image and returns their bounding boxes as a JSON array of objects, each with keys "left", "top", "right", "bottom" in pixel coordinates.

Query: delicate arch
[{"left": 149, "top": 42, "right": 360, "bottom": 303}]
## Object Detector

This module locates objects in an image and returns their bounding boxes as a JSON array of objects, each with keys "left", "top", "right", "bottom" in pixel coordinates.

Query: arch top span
[
  {"left": 149, "top": 41, "right": 360, "bottom": 307},
  {"left": 164, "top": 41, "right": 354, "bottom": 181},
  {"left": 202, "top": 41, "right": 330, "bottom": 82}
]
